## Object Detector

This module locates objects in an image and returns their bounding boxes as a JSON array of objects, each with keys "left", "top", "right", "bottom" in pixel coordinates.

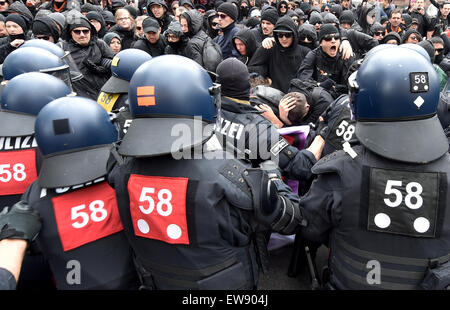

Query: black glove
[
  {"left": 316, "top": 121, "right": 330, "bottom": 140},
  {"left": 83, "top": 59, "right": 110, "bottom": 75},
  {"left": 242, "top": 168, "right": 280, "bottom": 228},
  {"left": 319, "top": 78, "right": 336, "bottom": 91},
  {"left": 0, "top": 201, "right": 42, "bottom": 243},
  {"left": 243, "top": 166, "right": 304, "bottom": 234}
]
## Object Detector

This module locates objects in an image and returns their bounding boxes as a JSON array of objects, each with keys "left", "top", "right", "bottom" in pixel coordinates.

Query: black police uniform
[
  {"left": 113, "top": 54, "right": 305, "bottom": 290},
  {"left": 109, "top": 148, "right": 285, "bottom": 289},
  {"left": 216, "top": 96, "right": 318, "bottom": 182},
  {"left": 21, "top": 177, "right": 140, "bottom": 289},
  {"left": 300, "top": 146, "right": 450, "bottom": 289},
  {"left": 316, "top": 94, "right": 357, "bottom": 157},
  {"left": 299, "top": 45, "right": 450, "bottom": 290},
  {"left": 0, "top": 135, "right": 40, "bottom": 211}
]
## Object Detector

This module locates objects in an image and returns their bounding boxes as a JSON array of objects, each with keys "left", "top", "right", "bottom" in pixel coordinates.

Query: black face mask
[
  {"left": 168, "top": 39, "right": 183, "bottom": 50},
  {"left": 435, "top": 52, "right": 444, "bottom": 64},
  {"left": 9, "top": 33, "right": 25, "bottom": 41},
  {"left": 240, "top": 6, "right": 249, "bottom": 17}
]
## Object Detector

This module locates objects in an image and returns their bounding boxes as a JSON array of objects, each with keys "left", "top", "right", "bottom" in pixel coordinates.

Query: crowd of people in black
[
  {"left": 0, "top": 0, "right": 449, "bottom": 103},
  {"left": 0, "top": 0, "right": 449, "bottom": 293}
]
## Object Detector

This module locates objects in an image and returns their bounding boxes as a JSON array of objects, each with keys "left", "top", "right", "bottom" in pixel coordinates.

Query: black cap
[{"left": 143, "top": 17, "right": 160, "bottom": 33}]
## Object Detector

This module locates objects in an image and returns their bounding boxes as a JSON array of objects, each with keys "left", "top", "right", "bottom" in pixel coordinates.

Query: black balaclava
[{"left": 216, "top": 58, "right": 251, "bottom": 101}]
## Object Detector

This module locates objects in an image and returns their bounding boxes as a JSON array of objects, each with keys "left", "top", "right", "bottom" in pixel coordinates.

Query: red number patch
[
  {"left": 0, "top": 150, "right": 38, "bottom": 196},
  {"left": 52, "top": 182, "right": 123, "bottom": 251},
  {"left": 128, "top": 175, "right": 189, "bottom": 245}
]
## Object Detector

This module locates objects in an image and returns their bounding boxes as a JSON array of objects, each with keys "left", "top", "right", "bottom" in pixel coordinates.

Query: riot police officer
[
  {"left": 21, "top": 96, "right": 140, "bottom": 289},
  {"left": 299, "top": 46, "right": 450, "bottom": 290},
  {"left": 2, "top": 46, "right": 69, "bottom": 82},
  {"left": 109, "top": 55, "right": 304, "bottom": 289},
  {"left": 97, "top": 48, "right": 152, "bottom": 114},
  {"left": 214, "top": 57, "right": 325, "bottom": 186},
  {"left": 96, "top": 48, "right": 152, "bottom": 139},
  {"left": 0, "top": 72, "right": 71, "bottom": 290},
  {"left": 0, "top": 72, "right": 71, "bottom": 212}
]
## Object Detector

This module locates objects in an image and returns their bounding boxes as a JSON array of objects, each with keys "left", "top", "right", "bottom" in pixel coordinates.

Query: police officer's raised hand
[{"left": 0, "top": 201, "right": 42, "bottom": 243}]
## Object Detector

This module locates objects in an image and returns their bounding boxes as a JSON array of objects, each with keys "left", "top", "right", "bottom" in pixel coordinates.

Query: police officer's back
[
  {"left": 21, "top": 96, "right": 140, "bottom": 289},
  {"left": 109, "top": 55, "right": 304, "bottom": 289},
  {"left": 299, "top": 46, "right": 450, "bottom": 290}
]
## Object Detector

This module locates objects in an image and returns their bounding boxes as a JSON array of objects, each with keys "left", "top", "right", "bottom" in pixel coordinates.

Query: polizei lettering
[
  {"left": 0, "top": 136, "right": 37, "bottom": 151},
  {"left": 218, "top": 118, "right": 244, "bottom": 140}
]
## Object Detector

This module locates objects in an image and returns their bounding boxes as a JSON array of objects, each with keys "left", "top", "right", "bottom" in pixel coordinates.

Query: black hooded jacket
[
  {"left": 248, "top": 16, "right": 309, "bottom": 93},
  {"left": 108, "top": 24, "right": 136, "bottom": 50},
  {"left": 296, "top": 44, "right": 355, "bottom": 98},
  {"left": 133, "top": 35, "right": 167, "bottom": 57},
  {"left": 232, "top": 27, "right": 258, "bottom": 65},
  {"left": 61, "top": 13, "right": 114, "bottom": 99},
  {"left": 147, "top": 4, "right": 174, "bottom": 34},
  {"left": 86, "top": 11, "right": 108, "bottom": 39},
  {"left": 182, "top": 10, "right": 210, "bottom": 66}
]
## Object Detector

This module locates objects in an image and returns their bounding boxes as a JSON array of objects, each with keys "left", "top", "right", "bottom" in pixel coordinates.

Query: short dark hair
[
  {"left": 389, "top": 8, "right": 402, "bottom": 18},
  {"left": 281, "top": 92, "right": 309, "bottom": 124}
]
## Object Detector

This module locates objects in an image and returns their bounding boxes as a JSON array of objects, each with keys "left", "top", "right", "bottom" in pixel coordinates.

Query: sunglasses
[
  {"left": 436, "top": 48, "right": 444, "bottom": 53},
  {"left": 35, "top": 35, "right": 50, "bottom": 40},
  {"left": 323, "top": 34, "right": 340, "bottom": 41},
  {"left": 218, "top": 13, "right": 228, "bottom": 19},
  {"left": 409, "top": 35, "right": 419, "bottom": 41},
  {"left": 280, "top": 4, "right": 287, "bottom": 8},
  {"left": 314, "top": 21, "right": 323, "bottom": 25},
  {"left": 0, "top": 1, "right": 6, "bottom": 5},
  {"left": 299, "top": 35, "right": 314, "bottom": 41},
  {"left": 72, "top": 29, "right": 90, "bottom": 35},
  {"left": 276, "top": 32, "right": 293, "bottom": 38},
  {"left": 374, "top": 31, "right": 384, "bottom": 36},
  {"left": 212, "top": 22, "right": 219, "bottom": 26}
]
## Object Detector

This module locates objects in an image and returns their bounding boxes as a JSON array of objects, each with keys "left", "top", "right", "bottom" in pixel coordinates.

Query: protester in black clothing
[
  {"left": 109, "top": 8, "right": 136, "bottom": 49},
  {"left": 60, "top": 12, "right": 113, "bottom": 99},
  {"left": 86, "top": 10, "right": 107, "bottom": 39},
  {"left": 233, "top": 27, "right": 258, "bottom": 65},
  {"left": 298, "top": 23, "right": 317, "bottom": 51},
  {"left": 204, "top": 9, "right": 219, "bottom": 39},
  {"left": 249, "top": 16, "right": 309, "bottom": 93},
  {"left": 164, "top": 20, "right": 187, "bottom": 56},
  {"left": 147, "top": 0, "right": 175, "bottom": 34},
  {"left": 382, "top": 31, "right": 401, "bottom": 44},
  {"left": 103, "top": 31, "right": 122, "bottom": 54},
  {"left": 179, "top": 9, "right": 209, "bottom": 66},
  {"left": 296, "top": 24, "right": 355, "bottom": 98},
  {"left": 0, "top": 14, "right": 29, "bottom": 63},
  {"left": 32, "top": 15, "right": 61, "bottom": 43},
  {"left": 250, "top": 6, "right": 278, "bottom": 45},
  {"left": 370, "top": 22, "right": 385, "bottom": 43},
  {"left": 133, "top": 17, "right": 167, "bottom": 57}
]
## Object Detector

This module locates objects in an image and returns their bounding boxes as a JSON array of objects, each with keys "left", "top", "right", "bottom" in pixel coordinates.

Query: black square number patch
[
  {"left": 410, "top": 72, "right": 429, "bottom": 93},
  {"left": 368, "top": 168, "right": 439, "bottom": 238}
]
